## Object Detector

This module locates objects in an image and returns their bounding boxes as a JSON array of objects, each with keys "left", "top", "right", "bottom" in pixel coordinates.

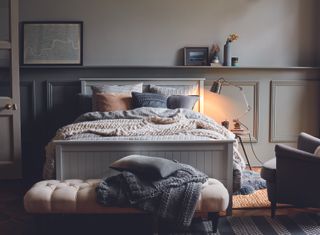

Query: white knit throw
[{"left": 43, "top": 114, "right": 245, "bottom": 179}]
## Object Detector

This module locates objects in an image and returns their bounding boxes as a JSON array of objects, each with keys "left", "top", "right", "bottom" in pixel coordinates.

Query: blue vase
[{"left": 223, "top": 42, "right": 231, "bottom": 66}]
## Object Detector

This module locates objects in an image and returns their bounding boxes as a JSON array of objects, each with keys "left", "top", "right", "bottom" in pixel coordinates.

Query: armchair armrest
[
  {"left": 275, "top": 144, "right": 320, "bottom": 207},
  {"left": 275, "top": 144, "right": 320, "bottom": 163},
  {"left": 297, "top": 132, "right": 320, "bottom": 153}
]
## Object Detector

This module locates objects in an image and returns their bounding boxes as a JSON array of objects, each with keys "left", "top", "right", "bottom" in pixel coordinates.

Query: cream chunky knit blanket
[{"left": 43, "top": 108, "right": 245, "bottom": 179}]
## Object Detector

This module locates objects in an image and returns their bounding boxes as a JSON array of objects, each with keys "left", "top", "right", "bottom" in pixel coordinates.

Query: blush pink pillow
[{"left": 93, "top": 93, "right": 132, "bottom": 112}]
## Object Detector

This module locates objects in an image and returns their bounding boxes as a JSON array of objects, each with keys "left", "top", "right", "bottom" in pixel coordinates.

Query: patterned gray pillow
[
  {"left": 110, "top": 155, "right": 183, "bottom": 178},
  {"left": 92, "top": 83, "right": 143, "bottom": 94},
  {"left": 149, "top": 84, "right": 197, "bottom": 97},
  {"left": 167, "top": 95, "right": 199, "bottom": 110},
  {"left": 132, "top": 92, "right": 167, "bottom": 108}
]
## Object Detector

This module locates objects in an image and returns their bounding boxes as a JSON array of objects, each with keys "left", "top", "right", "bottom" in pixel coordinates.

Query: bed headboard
[{"left": 80, "top": 78, "right": 205, "bottom": 113}]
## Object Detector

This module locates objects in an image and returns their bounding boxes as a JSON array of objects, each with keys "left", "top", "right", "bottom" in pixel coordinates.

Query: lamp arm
[
  {"left": 219, "top": 78, "right": 243, "bottom": 90},
  {"left": 216, "top": 77, "right": 252, "bottom": 121},
  {"left": 233, "top": 87, "right": 252, "bottom": 122}
]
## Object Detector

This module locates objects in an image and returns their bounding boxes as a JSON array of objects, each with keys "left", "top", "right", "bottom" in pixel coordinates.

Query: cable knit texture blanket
[
  {"left": 96, "top": 163, "right": 208, "bottom": 227},
  {"left": 43, "top": 108, "right": 245, "bottom": 180}
]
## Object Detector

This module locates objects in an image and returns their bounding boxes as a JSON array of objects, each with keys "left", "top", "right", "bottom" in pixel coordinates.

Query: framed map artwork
[{"left": 22, "top": 22, "right": 83, "bottom": 66}]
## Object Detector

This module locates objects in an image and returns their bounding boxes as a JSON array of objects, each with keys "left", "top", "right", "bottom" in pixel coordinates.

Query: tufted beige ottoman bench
[{"left": 24, "top": 178, "right": 229, "bottom": 234}]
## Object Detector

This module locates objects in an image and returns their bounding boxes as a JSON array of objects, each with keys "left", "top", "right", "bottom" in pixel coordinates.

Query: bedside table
[{"left": 231, "top": 129, "right": 252, "bottom": 170}]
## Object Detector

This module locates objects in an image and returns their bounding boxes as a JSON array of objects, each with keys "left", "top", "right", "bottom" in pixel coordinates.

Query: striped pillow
[{"left": 149, "top": 84, "right": 197, "bottom": 97}]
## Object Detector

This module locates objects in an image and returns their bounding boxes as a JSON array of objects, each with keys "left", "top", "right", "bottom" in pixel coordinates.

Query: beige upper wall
[{"left": 18, "top": 0, "right": 318, "bottom": 66}]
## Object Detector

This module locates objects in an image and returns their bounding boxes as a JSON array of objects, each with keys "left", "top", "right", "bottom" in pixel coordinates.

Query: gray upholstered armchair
[{"left": 261, "top": 132, "right": 320, "bottom": 217}]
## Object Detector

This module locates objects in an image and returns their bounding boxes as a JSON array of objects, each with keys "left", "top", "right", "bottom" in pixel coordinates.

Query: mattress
[{"left": 67, "top": 133, "right": 213, "bottom": 141}]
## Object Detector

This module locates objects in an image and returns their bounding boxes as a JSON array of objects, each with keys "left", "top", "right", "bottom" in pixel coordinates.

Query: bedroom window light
[{"left": 210, "top": 77, "right": 252, "bottom": 132}]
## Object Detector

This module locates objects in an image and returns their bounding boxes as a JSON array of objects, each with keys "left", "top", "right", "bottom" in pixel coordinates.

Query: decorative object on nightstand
[
  {"left": 221, "top": 120, "right": 229, "bottom": 129},
  {"left": 223, "top": 33, "right": 239, "bottom": 66}
]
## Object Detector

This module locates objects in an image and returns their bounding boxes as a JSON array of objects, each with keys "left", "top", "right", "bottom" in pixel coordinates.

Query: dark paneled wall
[
  {"left": 9, "top": 66, "right": 320, "bottom": 184},
  {"left": 19, "top": 67, "right": 209, "bottom": 183},
  {"left": 18, "top": 79, "right": 81, "bottom": 183},
  {"left": 0, "top": 69, "right": 80, "bottom": 183}
]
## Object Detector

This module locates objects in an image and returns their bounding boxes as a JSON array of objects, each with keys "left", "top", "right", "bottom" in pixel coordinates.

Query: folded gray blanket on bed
[{"left": 96, "top": 164, "right": 208, "bottom": 227}]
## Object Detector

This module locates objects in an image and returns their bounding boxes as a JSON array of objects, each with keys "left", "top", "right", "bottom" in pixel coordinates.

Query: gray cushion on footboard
[{"left": 110, "top": 154, "right": 184, "bottom": 179}]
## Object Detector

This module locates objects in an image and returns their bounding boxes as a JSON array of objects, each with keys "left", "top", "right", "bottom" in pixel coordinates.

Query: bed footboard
[{"left": 54, "top": 139, "right": 234, "bottom": 213}]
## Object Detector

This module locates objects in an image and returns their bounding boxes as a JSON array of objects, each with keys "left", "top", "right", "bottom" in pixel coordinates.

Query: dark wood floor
[
  {"left": 1, "top": 179, "right": 319, "bottom": 235},
  {"left": 233, "top": 207, "right": 320, "bottom": 217}
]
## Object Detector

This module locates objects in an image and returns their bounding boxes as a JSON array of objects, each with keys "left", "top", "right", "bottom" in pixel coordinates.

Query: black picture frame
[
  {"left": 21, "top": 21, "right": 83, "bottom": 66},
  {"left": 184, "top": 47, "right": 209, "bottom": 66}
]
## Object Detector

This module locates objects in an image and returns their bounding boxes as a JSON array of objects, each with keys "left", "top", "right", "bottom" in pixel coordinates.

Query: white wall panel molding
[{"left": 270, "top": 80, "right": 320, "bottom": 142}]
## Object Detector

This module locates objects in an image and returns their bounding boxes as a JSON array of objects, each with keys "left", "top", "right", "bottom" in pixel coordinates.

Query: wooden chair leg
[
  {"left": 271, "top": 201, "right": 277, "bottom": 218},
  {"left": 152, "top": 215, "right": 159, "bottom": 235},
  {"left": 208, "top": 212, "right": 220, "bottom": 233}
]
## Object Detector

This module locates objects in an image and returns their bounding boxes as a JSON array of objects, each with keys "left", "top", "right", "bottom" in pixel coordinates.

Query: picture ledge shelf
[{"left": 19, "top": 65, "right": 320, "bottom": 70}]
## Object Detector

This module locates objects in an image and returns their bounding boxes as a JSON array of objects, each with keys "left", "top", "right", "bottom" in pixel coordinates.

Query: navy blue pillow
[{"left": 132, "top": 92, "right": 167, "bottom": 108}]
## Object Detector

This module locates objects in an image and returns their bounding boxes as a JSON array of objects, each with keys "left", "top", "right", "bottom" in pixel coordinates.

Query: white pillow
[{"left": 314, "top": 146, "right": 320, "bottom": 157}]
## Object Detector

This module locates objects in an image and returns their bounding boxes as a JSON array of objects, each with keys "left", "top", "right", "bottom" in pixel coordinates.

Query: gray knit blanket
[
  {"left": 96, "top": 163, "right": 208, "bottom": 227},
  {"left": 43, "top": 107, "right": 245, "bottom": 181}
]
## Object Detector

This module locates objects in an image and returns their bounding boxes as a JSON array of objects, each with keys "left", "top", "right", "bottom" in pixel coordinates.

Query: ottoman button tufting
[{"left": 46, "top": 183, "right": 56, "bottom": 189}]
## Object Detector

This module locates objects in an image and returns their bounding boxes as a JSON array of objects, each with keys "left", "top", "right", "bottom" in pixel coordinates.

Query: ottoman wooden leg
[
  {"left": 152, "top": 215, "right": 159, "bottom": 235},
  {"left": 208, "top": 212, "right": 219, "bottom": 233}
]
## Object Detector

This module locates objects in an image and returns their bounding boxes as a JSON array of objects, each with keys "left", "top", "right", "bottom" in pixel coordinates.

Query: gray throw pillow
[
  {"left": 110, "top": 155, "right": 183, "bottom": 178},
  {"left": 132, "top": 92, "right": 167, "bottom": 108},
  {"left": 167, "top": 95, "right": 199, "bottom": 110}
]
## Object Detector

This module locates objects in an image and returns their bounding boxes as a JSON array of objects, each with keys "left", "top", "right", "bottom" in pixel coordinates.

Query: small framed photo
[
  {"left": 184, "top": 47, "right": 209, "bottom": 66},
  {"left": 22, "top": 21, "right": 83, "bottom": 66}
]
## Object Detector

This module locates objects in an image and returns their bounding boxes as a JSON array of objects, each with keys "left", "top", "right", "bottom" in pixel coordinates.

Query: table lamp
[{"left": 210, "top": 77, "right": 251, "bottom": 131}]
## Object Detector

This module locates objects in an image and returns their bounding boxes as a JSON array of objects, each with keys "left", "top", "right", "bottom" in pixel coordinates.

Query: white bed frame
[{"left": 54, "top": 78, "right": 234, "bottom": 214}]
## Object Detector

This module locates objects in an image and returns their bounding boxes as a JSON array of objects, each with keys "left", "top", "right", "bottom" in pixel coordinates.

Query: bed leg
[
  {"left": 208, "top": 212, "right": 220, "bottom": 233},
  {"left": 226, "top": 195, "right": 233, "bottom": 216}
]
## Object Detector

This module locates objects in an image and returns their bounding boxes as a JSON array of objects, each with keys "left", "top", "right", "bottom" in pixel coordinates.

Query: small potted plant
[{"left": 210, "top": 44, "right": 221, "bottom": 66}]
